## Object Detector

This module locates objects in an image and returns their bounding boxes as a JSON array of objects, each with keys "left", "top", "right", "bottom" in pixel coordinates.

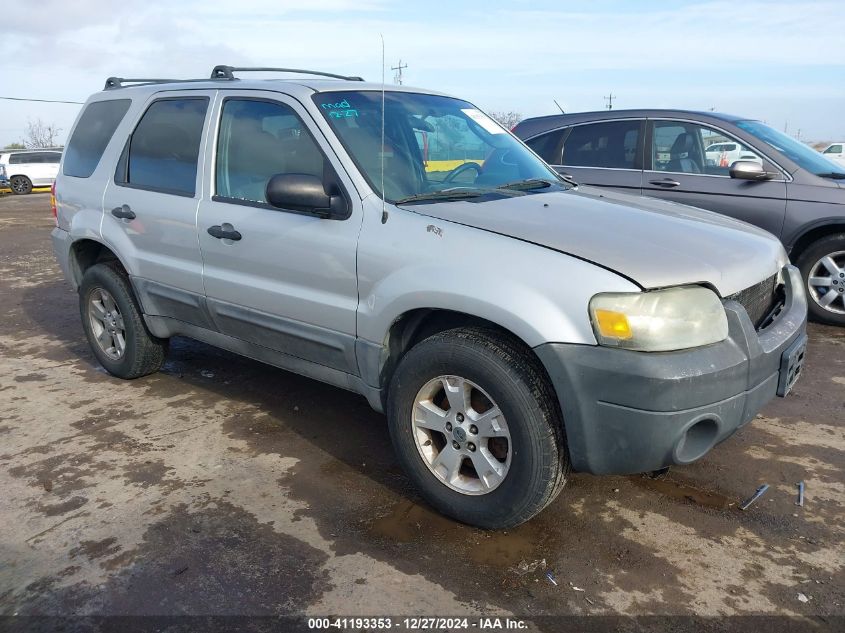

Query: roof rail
[
  {"left": 210, "top": 65, "right": 364, "bottom": 82},
  {"left": 105, "top": 77, "right": 182, "bottom": 90}
]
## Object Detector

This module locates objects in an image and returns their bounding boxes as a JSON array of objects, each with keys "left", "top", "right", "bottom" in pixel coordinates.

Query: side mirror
[
  {"left": 729, "top": 160, "right": 777, "bottom": 181},
  {"left": 265, "top": 173, "right": 349, "bottom": 219}
]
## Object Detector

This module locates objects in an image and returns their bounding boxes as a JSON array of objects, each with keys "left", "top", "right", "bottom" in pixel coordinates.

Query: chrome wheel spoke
[
  {"left": 90, "top": 300, "right": 108, "bottom": 320},
  {"left": 808, "top": 276, "right": 832, "bottom": 287},
  {"left": 819, "top": 289, "right": 839, "bottom": 307},
  {"left": 113, "top": 331, "right": 126, "bottom": 355},
  {"left": 432, "top": 445, "right": 463, "bottom": 484},
  {"left": 820, "top": 256, "right": 841, "bottom": 277},
  {"left": 469, "top": 449, "right": 506, "bottom": 490},
  {"left": 469, "top": 405, "right": 507, "bottom": 439},
  {"left": 442, "top": 376, "right": 471, "bottom": 413},
  {"left": 101, "top": 291, "right": 117, "bottom": 313},
  {"left": 414, "top": 400, "right": 448, "bottom": 431}
]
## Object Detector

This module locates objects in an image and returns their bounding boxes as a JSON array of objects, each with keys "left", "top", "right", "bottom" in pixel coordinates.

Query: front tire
[
  {"left": 79, "top": 262, "right": 168, "bottom": 379},
  {"left": 797, "top": 233, "right": 845, "bottom": 326},
  {"left": 387, "top": 327, "right": 569, "bottom": 529},
  {"left": 10, "top": 175, "right": 32, "bottom": 195}
]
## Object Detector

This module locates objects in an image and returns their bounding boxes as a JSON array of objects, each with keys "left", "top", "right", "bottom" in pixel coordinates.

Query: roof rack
[{"left": 210, "top": 65, "right": 364, "bottom": 82}]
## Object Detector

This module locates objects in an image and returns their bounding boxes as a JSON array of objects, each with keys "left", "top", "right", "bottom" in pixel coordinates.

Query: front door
[
  {"left": 642, "top": 119, "right": 787, "bottom": 238},
  {"left": 196, "top": 92, "right": 362, "bottom": 374}
]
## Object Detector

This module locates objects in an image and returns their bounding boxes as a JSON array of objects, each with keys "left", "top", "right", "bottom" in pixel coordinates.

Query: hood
[{"left": 409, "top": 186, "right": 787, "bottom": 297}]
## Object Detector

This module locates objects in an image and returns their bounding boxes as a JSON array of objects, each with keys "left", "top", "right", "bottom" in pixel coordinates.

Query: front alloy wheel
[
  {"left": 807, "top": 250, "right": 845, "bottom": 315},
  {"left": 412, "top": 375, "right": 511, "bottom": 495}
]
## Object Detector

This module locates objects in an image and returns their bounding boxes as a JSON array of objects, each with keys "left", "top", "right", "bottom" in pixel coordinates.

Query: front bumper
[{"left": 535, "top": 265, "right": 808, "bottom": 475}]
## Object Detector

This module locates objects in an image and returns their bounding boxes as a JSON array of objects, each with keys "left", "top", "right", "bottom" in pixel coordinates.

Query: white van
[{"left": 0, "top": 149, "right": 62, "bottom": 194}]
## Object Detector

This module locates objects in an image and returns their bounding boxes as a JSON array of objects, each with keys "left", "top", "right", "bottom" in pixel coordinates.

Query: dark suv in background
[{"left": 513, "top": 110, "right": 845, "bottom": 325}]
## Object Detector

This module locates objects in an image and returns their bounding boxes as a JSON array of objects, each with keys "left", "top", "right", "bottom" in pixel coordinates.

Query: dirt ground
[{"left": 0, "top": 193, "right": 842, "bottom": 630}]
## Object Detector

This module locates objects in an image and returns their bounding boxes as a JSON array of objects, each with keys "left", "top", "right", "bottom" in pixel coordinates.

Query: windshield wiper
[
  {"left": 395, "top": 188, "right": 488, "bottom": 204},
  {"left": 816, "top": 172, "right": 845, "bottom": 180},
  {"left": 496, "top": 178, "right": 557, "bottom": 191}
]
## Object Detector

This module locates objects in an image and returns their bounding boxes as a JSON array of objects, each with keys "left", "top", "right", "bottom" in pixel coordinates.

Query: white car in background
[
  {"left": 704, "top": 142, "right": 761, "bottom": 167},
  {"left": 0, "top": 149, "right": 62, "bottom": 194},
  {"left": 821, "top": 142, "right": 845, "bottom": 167}
]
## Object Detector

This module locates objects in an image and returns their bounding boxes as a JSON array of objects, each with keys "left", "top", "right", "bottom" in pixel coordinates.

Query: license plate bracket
[{"left": 777, "top": 334, "right": 807, "bottom": 397}]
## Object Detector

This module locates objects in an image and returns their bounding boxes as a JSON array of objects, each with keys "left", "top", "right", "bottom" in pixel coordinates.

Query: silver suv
[{"left": 51, "top": 66, "right": 808, "bottom": 528}]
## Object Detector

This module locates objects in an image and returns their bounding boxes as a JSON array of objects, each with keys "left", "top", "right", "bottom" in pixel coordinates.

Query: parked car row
[
  {"left": 0, "top": 149, "right": 62, "bottom": 194},
  {"left": 513, "top": 110, "right": 845, "bottom": 326},
  {"left": 50, "top": 67, "right": 808, "bottom": 528}
]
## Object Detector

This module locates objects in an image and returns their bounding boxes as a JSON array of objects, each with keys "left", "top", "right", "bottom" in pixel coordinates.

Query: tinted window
[
  {"left": 652, "top": 121, "right": 761, "bottom": 175},
  {"left": 824, "top": 144, "right": 843, "bottom": 154},
  {"left": 216, "top": 99, "right": 326, "bottom": 204},
  {"left": 8, "top": 153, "right": 34, "bottom": 165},
  {"left": 121, "top": 98, "right": 208, "bottom": 196},
  {"left": 64, "top": 99, "right": 131, "bottom": 178},
  {"left": 43, "top": 152, "right": 61, "bottom": 164},
  {"left": 561, "top": 121, "right": 641, "bottom": 169},
  {"left": 525, "top": 129, "right": 565, "bottom": 163}
]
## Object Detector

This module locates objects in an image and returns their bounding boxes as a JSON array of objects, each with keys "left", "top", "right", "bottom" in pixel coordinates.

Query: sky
[{"left": 1, "top": 0, "right": 844, "bottom": 147}]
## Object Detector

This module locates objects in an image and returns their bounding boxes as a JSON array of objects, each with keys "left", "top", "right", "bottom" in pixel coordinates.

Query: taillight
[{"left": 50, "top": 181, "right": 57, "bottom": 225}]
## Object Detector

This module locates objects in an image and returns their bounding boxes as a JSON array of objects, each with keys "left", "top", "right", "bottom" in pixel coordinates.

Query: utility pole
[
  {"left": 391, "top": 59, "right": 408, "bottom": 85},
  {"left": 604, "top": 92, "right": 615, "bottom": 110}
]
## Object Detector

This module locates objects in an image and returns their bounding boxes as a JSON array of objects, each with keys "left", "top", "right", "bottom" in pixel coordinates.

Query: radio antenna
[{"left": 380, "top": 34, "right": 388, "bottom": 224}]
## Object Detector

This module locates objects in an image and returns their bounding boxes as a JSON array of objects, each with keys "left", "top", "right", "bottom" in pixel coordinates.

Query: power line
[{"left": 0, "top": 96, "right": 83, "bottom": 105}]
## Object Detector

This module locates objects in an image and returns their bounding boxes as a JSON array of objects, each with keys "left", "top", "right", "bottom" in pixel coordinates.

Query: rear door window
[
  {"left": 8, "top": 153, "right": 34, "bottom": 165},
  {"left": 117, "top": 98, "right": 208, "bottom": 196},
  {"left": 64, "top": 99, "right": 131, "bottom": 178},
  {"left": 561, "top": 120, "right": 642, "bottom": 169},
  {"left": 524, "top": 129, "right": 566, "bottom": 164}
]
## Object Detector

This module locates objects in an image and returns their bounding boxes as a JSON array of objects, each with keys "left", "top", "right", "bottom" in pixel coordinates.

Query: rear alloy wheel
[
  {"left": 798, "top": 234, "right": 845, "bottom": 326},
  {"left": 10, "top": 175, "right": 32, "bottom": 195},
  {"left": 79, "top": 262, "right": 168, "bottom": 378}
]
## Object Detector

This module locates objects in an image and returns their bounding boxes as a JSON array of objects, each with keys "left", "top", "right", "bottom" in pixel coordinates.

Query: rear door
[
  {"left": 196, "top": 91, "right": 362, "bottom": 374},
  {"left": 642, "top": 119, "right": 787, "bottom": 238},
  {"left": 543, "top": 119, "right": 644, "bottom": 195},
  {"left": 101, "top": 91, "right": 214, "bottom": 328}
]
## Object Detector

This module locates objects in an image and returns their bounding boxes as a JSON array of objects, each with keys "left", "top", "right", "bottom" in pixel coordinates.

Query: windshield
[
  {"left": 313, "top": 91, "right": 564, "bottom": 202},
  {"left": 736, "top": 120, "right": 845, "bottom": 176}
]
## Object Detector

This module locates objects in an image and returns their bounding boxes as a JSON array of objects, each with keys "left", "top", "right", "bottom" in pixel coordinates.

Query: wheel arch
[
  {"left": 787, "top": 221, "right": 845, "bottom": 262},
  {"left": 370, "top": 308, "right": 562, "bottom": 418},
  {"left": 68, "top": 238, "right": 131, "bottom": 287}
]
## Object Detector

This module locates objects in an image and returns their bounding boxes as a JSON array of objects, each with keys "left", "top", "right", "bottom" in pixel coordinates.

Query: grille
[{"left": 727, "top": 274, "right": 783, "bottom": 330}]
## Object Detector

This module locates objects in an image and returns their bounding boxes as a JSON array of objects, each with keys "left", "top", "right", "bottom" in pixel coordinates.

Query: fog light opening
[{"left": 675, "top": 418, "right": 719, "bottom": 464}]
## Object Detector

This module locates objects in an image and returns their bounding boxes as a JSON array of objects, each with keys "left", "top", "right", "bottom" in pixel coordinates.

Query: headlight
[{"left": 589, "top": 286, "right": 728, "bottom": 352}]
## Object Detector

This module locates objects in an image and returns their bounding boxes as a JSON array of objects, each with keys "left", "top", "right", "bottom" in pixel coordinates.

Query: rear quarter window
[{"left": 63, "top": 99, "right": 132, "bottom": 178}]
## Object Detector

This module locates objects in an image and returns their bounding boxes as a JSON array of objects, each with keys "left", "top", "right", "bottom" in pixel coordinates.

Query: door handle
[
  {"left": 207, "top": 223, "right": 242, "bottom": 241},
  {"left": 648, "top": 178, "right": 681, "bottom": 188},
  {"left": 111, "top": 204, "right": 136, "bottom": 220}
]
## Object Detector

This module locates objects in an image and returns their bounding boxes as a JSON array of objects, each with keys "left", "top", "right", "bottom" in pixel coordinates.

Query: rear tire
[
  {"left": 79, "top": 262, "right": 168, "bottom": 379},
  {"left": 387, "top": 327, "right": 569, "bottom": 529},
  {"left": 796, "top": 233, "right": 845, "bottom": 326},
  {"left": 10, "top": 175, "right": 32, "bottom": 195}
]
